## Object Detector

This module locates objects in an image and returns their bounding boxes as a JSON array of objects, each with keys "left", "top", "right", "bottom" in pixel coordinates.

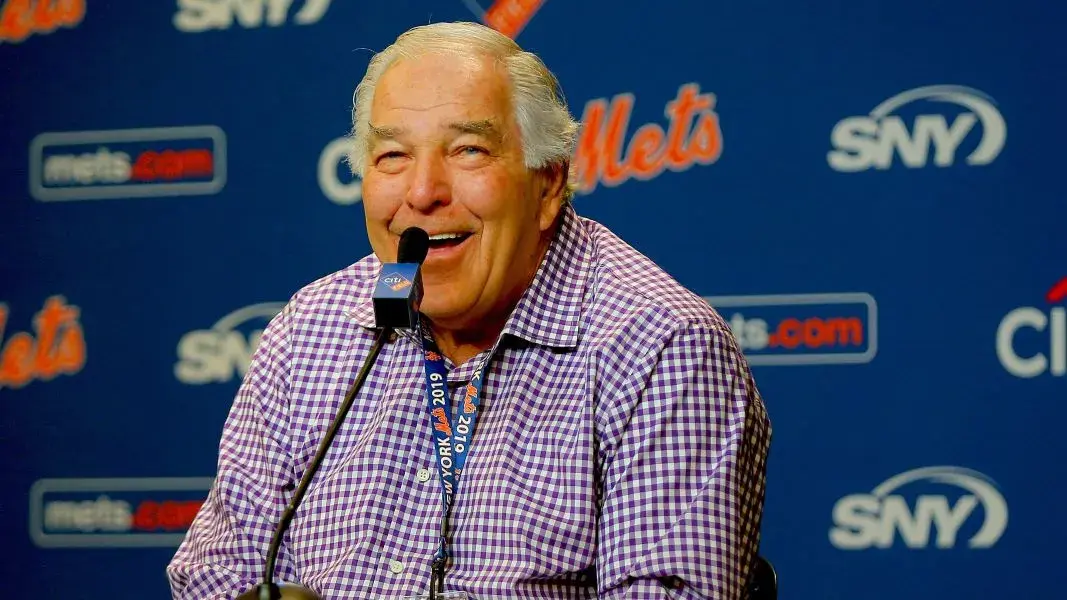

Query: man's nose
[{"left": 405, "top": 153, "right": 451, "bottom": 211}]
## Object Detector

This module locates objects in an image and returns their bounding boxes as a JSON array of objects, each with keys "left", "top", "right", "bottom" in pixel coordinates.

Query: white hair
[{"left": 345, "top": 21, "right": 581, "bottom": 200}]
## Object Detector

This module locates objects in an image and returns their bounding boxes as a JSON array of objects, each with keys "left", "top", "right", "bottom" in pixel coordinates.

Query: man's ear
[{"left": 536, "top": 161, "right": 569, "bottom": 232}]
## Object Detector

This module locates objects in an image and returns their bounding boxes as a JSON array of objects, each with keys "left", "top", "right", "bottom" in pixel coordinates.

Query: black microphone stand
[{"left": 237, "top": 326, "right": 394, "bottom": 600}]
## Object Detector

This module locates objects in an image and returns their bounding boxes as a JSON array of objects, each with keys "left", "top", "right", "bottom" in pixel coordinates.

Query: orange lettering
[
  {"left": 573, "top": 83, "right": 724, "bottom": 194},
  {"left": 574, "top": 95, "right": 634, "bottom": 193},
  {"left": 0, "top": 333, "right": 36, "bottom": 388},
  {"left": 1, "top": 0, "right": 34, "bottom": 43},
  {"left": 58, "top": 0, "right": 84, "bottom": 24},
  {"left": 431, "top": 407, "right": 452, "bottom": 436},
  {"left": 55, "top": 323, "right": 87, "bottom": 372},
  {"left": 0, "top": 295, "right": 86, "bottom": 389},
  {"left": 664, "top": 84, "right": 712, "bottom": 167},
  {"left": 627, "top": 123, "right": 666, "bottom": 179},
  {"left": 32, "top": 0, "right": 64, "bottom": 30},
  {"left": 0, "top": 0, "right": 84, "bottom": 44},
  {"left": 33, "top": 295, "right": 76, "bottom": 378},
  {"left": 689, "top": 112, "right": 723, "bottom": 163}
]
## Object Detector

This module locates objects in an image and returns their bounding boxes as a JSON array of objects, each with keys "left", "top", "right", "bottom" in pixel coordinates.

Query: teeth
[{"left": 429, "top": 232, "right": 465, "bottom": 241}]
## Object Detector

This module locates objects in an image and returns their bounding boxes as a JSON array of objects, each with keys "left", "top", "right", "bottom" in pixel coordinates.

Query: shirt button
[
  {"left": 416, "top": 468, "right": 431, "bottom": 482},
  {"left": 388, "top": 559, "right": 405, "bottom": 574}
]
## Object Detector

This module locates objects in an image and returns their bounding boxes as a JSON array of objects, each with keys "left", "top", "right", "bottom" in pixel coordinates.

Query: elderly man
[{"left": 168, "top": 21, "right": 770, "bottom": 600}]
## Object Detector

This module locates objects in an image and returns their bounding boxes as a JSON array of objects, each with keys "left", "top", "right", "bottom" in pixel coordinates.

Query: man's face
[{"left": 361, "top": 52, "right": 563, "bottom": 332}]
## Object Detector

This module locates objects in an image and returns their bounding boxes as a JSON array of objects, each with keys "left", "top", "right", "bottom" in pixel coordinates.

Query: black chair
[{"left": 748, "top": 555, "right": 777, "bottom": 600}]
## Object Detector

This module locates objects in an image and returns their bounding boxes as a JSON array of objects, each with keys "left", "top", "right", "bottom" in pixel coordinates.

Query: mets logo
[{"left": 460, "top": 0, "right": 544, "bottom": 38}]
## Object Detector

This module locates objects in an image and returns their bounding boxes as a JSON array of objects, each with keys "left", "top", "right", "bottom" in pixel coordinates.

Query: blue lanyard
[{"left": 419, "top": 320, "right": 487, "bottom": 587}]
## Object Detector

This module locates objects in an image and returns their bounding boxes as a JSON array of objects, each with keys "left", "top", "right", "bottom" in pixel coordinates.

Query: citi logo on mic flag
[
  {"left": 704, "top": 292, "right": 877, "bottom": 366},
  {"left": 29, "top": 477, "right": 214, "bottom": 548},
  {"left": 382, "top": 273, "right": 413, "bottom": 292},
  {"left": 374, "top": 265, "right": 420, "bottom": 298},
  {"left": 29, "top": 125, "right": 227, "bottom": 202}
]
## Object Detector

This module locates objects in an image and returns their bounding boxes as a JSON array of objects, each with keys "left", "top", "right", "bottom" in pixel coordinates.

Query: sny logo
[
  {"left": 704, "top": 293, "right": 877, "bottom": 366},
  {"left": 30, "top": 126, "right": 226, "bottom": 202},
  {"left": 175, "top": 302, "right": 284, "bottom": 385},
  {"left": 461, "top": 0, "right": 544, "bottom": 39},
  {"left": 828, "top": 85, "right": 1006, "bottom": 172},
  {"left": 174, "top": 0, "right": 332, "bottom": 32},
  {"left": 0, "top": 0, "right": 84, "bottom": 44},
  {"left": 997, "top": 277, "right": 1066, "bottom": 378},
  {"left": 0, "top": 295, "right": 86, "bottom": 390},
  {"left": 574, "top": 83, "right": 723, "bottom": 195},
  {"left": 830, "top": 466, "right": 1008, "bottom": 550}
]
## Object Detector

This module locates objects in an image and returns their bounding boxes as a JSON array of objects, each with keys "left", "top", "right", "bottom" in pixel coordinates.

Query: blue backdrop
[{"left": 3, "top": 1, "right": 1066, "bottom": 598}]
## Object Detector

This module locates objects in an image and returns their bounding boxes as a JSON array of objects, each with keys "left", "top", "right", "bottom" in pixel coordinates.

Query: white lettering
[
  {"left": 829, "top": 115, "right": 977, "bottom": 171},
  {"left": 43, "top": 496, "right": 133, "bottom": 532},
  {"left": 318, "top": 137, "right": 362, "bottom": 205},
  {"left": 829, "top": 466, "right": 1008, "bottom": 550},
  {"left": 997, "top": 307, "right": 1065, "bottom": 378},
  {"left": 294, "top": 0, "right": 332, "bottom": 23},
  {"left": 174, "top": 0, "right": 332, "bottom": 32},
  {"left": 828, "top": 85, "right": 1005, "bottom": 172},
  {"left": 728, "top": 313, "right": 769, "bottom": 351},
  {"left": 831, "top": 494, "right": 980, "bottom": 549},
  {"left": 43, "top": 149, "right": 132, "bottom": 185},
  {"left": 174, "top": 330, "right": 263, "bottom": 384}
]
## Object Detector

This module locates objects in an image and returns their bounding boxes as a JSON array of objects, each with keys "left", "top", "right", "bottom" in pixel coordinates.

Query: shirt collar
[{"left": 346, "top": 204, "right": 589, "bottom": 350}]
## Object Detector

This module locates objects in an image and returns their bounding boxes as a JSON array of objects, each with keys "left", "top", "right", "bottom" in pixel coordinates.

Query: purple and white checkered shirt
[{"left": 167, "top": 205, "right": 771, "bottom": 599}]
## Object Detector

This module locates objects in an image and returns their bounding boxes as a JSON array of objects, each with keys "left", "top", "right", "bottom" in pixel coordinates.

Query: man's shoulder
[
  {"left": 578, "top": 216, "right": 727, "bottom": 337},
  {"left": 274, "top": 254, "right": 381, "bottom": 327}
]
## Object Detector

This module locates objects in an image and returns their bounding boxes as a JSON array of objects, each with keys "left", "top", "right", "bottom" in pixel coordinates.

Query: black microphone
[
  {"left": 235, "top": 227, "right": 429, "bottom": 600},
  {"left": 373, "top": 227, "right": 430, "bottom": 329}
]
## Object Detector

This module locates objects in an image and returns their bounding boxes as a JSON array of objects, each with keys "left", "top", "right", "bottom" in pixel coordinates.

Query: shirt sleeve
[
  {"left": 166, "top": 302, "right": 300, "bottom": 599},
  {"left": 594, "top": 319, "right": 772, "bottom": 600}
]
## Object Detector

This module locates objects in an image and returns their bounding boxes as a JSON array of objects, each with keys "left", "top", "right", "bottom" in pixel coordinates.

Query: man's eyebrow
[
  {"left": 367, "top": 120, "right": 503, "bottom": 143},
  {"left": 368, "top": 124, "right": 403, "bottom": 141},
  {"left": 449, "top": 119, "right": 503, "bottom": 143}
]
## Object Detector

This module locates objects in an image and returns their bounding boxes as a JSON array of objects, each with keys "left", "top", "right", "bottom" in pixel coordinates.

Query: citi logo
[
  {"left": 828, "top": 85, "right": 1006, "bottom": 172},
  {"left": 997, "top": 277, "right": 1066, "bottom": 378},
  {"left": 830, "top": 466, "right": 1008, "bottom": 550},
  {"left": 319, "top": 136, "right": 361, "bottom": 205},
  {"left": 382, "top": 274, "right": 412, "bottom": 291}
]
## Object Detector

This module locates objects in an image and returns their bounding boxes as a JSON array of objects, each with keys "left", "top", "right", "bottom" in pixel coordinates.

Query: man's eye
[{"left": 459, "top": 146, "right": 487, "bottom": 155}]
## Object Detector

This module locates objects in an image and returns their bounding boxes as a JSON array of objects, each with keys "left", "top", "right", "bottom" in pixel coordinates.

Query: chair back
[{"left": 748, "top": 555, "right": 777, "bottom": 600}]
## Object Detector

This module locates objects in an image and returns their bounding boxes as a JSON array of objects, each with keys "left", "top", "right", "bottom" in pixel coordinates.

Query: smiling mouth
[{"left": 426, "top": 232, "right": 472, "bottom": 250}]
